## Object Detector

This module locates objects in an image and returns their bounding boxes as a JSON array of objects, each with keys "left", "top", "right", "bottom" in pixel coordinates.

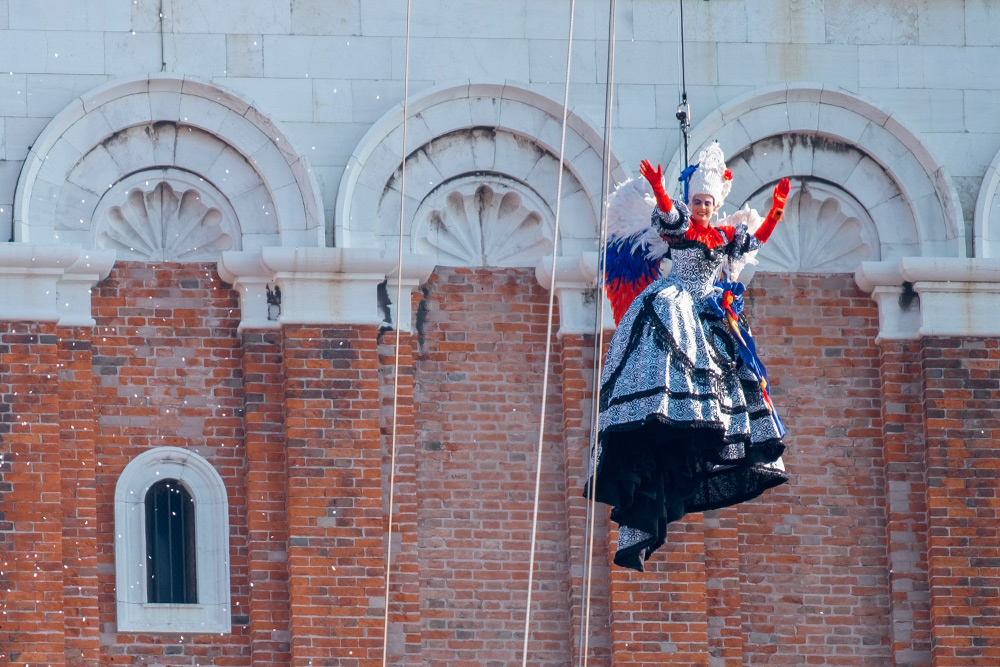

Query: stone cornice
[
  {"left": 218, "top": 248, "right": 435, "bottom": 331},
  {"left": 855, "top": 257, "right": 1000, "bottom": 339},
  {"left": 0, "top": 244, "right": 115, "bottom": 326}
]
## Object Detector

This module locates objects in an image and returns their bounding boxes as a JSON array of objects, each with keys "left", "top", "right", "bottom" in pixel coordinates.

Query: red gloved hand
[
  {"left": 754, "top": 177, "right": 790, "bottom": 242},
  {"left": 640, "top": 159, "right": 672, "bottom": 213}
]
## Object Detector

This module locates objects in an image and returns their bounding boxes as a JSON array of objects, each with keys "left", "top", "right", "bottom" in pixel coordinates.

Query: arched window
[
  {"left": 115, "top": 447, "right": 231, "bottom": 633},
  {"left": 145, "top": 479, "right": 197, "bottom": 604}
]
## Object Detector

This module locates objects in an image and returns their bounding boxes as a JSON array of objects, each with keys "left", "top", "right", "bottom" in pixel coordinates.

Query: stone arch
[
  {"left": 973, "top": 147, "right": 1000, "bottom": 257},
  {"left": 663, "top": 84, "right": 964, "bottom": 265},
  {"left": 335, "top": 82, "right": 627, "bottom": 266},
  {"left": 14, "top": 74, "right": 324, "bottom": 258}
]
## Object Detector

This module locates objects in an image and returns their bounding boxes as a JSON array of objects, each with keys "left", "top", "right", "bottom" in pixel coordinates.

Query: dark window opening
[{"left": 145, "top": 479, "right": 197, "bottom": 604}]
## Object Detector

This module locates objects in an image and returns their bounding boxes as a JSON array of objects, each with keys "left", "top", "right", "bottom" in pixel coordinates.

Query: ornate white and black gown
[{"left": 589, "top": 201, "right": 788, "bottom": 571}]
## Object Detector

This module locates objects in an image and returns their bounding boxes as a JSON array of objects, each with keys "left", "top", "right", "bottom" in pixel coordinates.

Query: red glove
[
  {"left": 754, "top": 177, "right": 790, "bottom": 242},
  {"left": 640, "top": 159, "right": 672, "bottom": 213}
]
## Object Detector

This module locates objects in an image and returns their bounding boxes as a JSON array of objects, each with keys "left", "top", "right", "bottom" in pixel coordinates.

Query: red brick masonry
[{"left": 0, "top": 264, "right": 997, "bottom": 666}]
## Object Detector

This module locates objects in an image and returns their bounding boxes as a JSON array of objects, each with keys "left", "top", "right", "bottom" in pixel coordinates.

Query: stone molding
[
  {"left": 114, "top": 446, "right": 231, "bottom": 634},
  {"left": 973, "top": 146, "right": 1000, "bottom": 258},
  {"left": 335, "top": 81, "right": 627, "bottom": 264},
  {"left": 534, "top": 252, "right": 613, "bottom": 336},
  {"left": 666, "top": 84, "right": 964, "bottom": 261},
  {"left": 856, "top": 258, "right": 1000, "bottom": 339},
  {"left": 218, "top": 247, "right": 435, "bottom": 332},
  {"left": 0, "top": 244, "right": 115, "bottom": 326},
  {"left": 13, "top": 74, "right": 324, "bottom": 253}
]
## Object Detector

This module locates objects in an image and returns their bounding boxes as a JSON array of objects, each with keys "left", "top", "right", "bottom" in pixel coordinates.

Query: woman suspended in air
[{"left": 587, "top": 142, "right": 791, "bottom": 571}]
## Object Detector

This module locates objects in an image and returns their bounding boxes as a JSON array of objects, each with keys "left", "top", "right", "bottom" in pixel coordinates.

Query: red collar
[{"left": 685, "top": 223, "right": 733, "bottom": 249}]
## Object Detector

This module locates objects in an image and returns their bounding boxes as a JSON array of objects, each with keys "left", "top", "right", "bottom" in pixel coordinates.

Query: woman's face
[{"left": 689, "top": 193, "right": 718, "bottom": 225}]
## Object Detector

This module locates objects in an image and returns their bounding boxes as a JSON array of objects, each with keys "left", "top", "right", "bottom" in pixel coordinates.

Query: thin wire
[
  {"left": 521, "top": 0, "right": 576, "bottom": 664},
  {"left": 381, "top": 0, "right": 412, "bottom": 663},
  {"left": 679, "top": 0, "right": 687, "bottom": 98},
  {"left": 678, "top": 0, "right": 691, "bottom": 168},
  {"left": 158, "top": 0, "right": 167, "bottom": 71},
  {"left": 579, "top": 0, "right": 617, "bottom": 664}
]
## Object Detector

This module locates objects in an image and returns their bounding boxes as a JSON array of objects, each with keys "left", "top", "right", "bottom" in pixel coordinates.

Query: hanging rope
[
  {"left": 579, "top": 0, "right": 617, "bottom": 663},
  {"left": 521, "top": 0, "right": 577, "bottom": 664},
  {"left": 381, "top": 0, "right": 413, "bottom": 663},
  {"left": 676, "top": 0, "right": 692, "bottom": 169}
]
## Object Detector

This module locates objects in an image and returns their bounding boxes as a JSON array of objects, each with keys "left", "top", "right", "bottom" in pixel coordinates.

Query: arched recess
[
  {"left": 973, "top": 148, "right": 1000, "bottom": 257},
  {"left": 13, "top": 74, "right": 324, "bottom": 258},
  {"left": 662, "top": 84, "right": 964, "bottom": 267},
  {"left": 335, "top": 82, "right": 628, "bottom": 266}
]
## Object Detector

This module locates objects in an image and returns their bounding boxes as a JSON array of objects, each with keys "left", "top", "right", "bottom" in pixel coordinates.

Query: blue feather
[{"left": 605, "top": 233, "right": 661, "bottom": 288}]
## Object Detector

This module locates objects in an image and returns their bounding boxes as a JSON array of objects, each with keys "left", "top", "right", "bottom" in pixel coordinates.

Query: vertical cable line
[
  {"left": 381, "top": 0, "right": 413, "bottom": 664},
  {"left": 521, "top": 1, "right": 577, "bottom": 665},
  {"left": 579, "top": 0, "right": 617, "bottom": 664},
  {"left": 677, "top": 0, "right": 691, "bottom": 168},
  {"left": 159, "top": 0, "right": 167, "bottom": 71}
]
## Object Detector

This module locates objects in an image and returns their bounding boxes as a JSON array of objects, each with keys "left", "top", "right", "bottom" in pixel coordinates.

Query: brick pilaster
[
  {"left": 411, "top": 267, "right": 572, "bottom": 665},
  {"left": 920, "top": 337, "right": 1000, "bottom": 667},
  {"left": 878, "top": 339, "right": 931, "bottom": 666},
  {"left": 58, "top": 329, "right": 100, "bottom": 666},
  {"left": 243, "top": 329, "right": 291, "bottom": 665},
  {"left": 558, "top": 332, "right": 611, "bottom": 667},
  {"left": 378, "top": 328, "right": 420, "bottom": 665},
  {"left": 704, "top": 508, "right": 742, "bottom": 667},
  {"left": 0, "top": 324, "right": 66, "bottom": 665},
  {"left": 283, "top": 324, "right": 385, "bottom": 666},
  {"left": 608, "top": 518, "right": 710, "bottom": 665}
]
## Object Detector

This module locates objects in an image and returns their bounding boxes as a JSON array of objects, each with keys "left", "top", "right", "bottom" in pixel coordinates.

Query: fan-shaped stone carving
[
  {"left": 754, "top": 181, "right": 878, "bottom": 273},
  {"left": 98, "top": 181, "right": 235, "bottom": 262},
  {"left": 413, "top": 176, "right": 555, "bottom": 267}
]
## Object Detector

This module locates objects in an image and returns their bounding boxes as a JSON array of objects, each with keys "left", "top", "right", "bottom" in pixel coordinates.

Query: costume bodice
[
  {"left": 663, "top": 244, "right": 725, "bottom": 298},
  {"left": 650, "top": 202, "right": 763, "bottom": 300}
]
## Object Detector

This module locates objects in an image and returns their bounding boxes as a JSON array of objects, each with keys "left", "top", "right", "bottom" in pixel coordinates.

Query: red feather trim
[{"left": 607, "top": 275, "right": 655, "bottom": 325}]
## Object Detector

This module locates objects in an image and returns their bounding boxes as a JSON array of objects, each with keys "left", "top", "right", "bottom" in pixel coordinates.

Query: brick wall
[
  {"left": 242, "top": 329, "right": 290, "bottom": 665},
  {"left": 0, "top": 324, "right": 65, "bottom": 665},
  {"left": 282, "top": 323, "right": 384, "bottom": 666},
  {"left": 743, "top": 273, "right": 891, "bottom": 666},
  {"left": 921, "top": 338, "right": 1000, "bottom": 667},
  {"left": 2, "top": 265, "right": 1000, "bottom": 665},
  {"left": 411, "top": 267, "right": 573, "bottom": 666},
  {"left": 59, "top": 329, "right": 100, "bottom": 665},
  {"left": 91, "top": 263, "right": 251, "bottom": 664}
]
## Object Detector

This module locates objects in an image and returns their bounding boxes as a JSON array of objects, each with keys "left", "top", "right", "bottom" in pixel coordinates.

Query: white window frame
[{"left": 114, "top": 447, "right": 231, "bottom": 634}]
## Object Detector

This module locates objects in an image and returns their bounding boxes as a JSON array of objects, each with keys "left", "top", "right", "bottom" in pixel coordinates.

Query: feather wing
[{"left": 604, "top": 178, "right": 669, "bottom": 325}]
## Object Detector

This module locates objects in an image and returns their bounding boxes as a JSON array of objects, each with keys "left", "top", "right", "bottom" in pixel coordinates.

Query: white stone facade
[{"left": 3, "top": 1, "right": 1000, "bottom": 336}]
